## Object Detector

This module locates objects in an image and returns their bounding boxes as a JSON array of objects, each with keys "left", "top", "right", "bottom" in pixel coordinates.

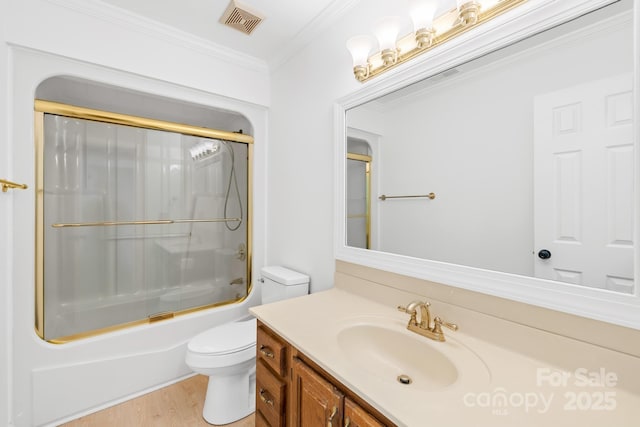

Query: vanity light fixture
[{"left": 346, "top": 0, "right": 527, "bottom": 83}]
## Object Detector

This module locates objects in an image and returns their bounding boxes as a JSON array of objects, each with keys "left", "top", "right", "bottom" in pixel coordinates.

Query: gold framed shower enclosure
[{"left": 34, "top": 100, "right": 254, "bottom": 343}]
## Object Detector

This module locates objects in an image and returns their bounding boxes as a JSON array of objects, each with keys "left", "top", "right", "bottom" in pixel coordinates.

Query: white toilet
[{"left": 185, "top": 266, "right": 310, "bottom": 425}]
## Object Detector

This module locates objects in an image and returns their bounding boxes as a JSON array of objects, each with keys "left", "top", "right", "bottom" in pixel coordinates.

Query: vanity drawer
[
  {"left": 257, "top": 324, "right": 287, "bottom": 377},
  {"left": 256, "top": 359, "right": 286, "bottom": 427}
]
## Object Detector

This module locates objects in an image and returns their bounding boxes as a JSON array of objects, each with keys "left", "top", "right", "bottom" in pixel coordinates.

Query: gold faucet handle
[
  {"left": 396, "top": 305, "right": 410, "bottom": 313},
  {"left": 433, "top": 316, "right": 458, "bottom": 333},
  {"left": 397, "top": 301, "right": 424, "bottom": 326},
  {"left": 396, "top": 300, "right": 424, "bottom": 314}
]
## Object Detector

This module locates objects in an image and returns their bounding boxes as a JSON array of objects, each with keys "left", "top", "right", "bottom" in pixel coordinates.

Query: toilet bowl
[
  {"left": 185, "top": 266, "right": 309, "bottom": 425},
  {"left": 186, "top": 318, "right": 257, "bottom": 425}
]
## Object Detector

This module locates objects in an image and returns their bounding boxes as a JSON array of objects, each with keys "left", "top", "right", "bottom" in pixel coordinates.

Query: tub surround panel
[
  {"left": 336, "top": 261, "right": 640, "bottom": 357},
  {"left": 23, "top": 298, "right": 259, "bottom": 426},
  {"left": 32, "top": 341, "right": 192, "bottom": 426}
]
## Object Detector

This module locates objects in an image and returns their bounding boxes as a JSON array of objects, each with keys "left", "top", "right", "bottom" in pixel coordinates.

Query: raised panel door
[
  {"left": 291, "top": 357, "right": 344, "bottom": 427},
  {"left": 533, "top": 73, "right": 634, "bottom": 292}
]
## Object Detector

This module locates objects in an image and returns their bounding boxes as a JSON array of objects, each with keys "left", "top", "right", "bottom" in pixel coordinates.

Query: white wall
[
  {"left": 268, "top": 1, "right": 412, "bottom": 292},
  {"left": 1, "top": 1, "right": 13, "bottom": 424},
  {"left": 1, "top": 1, "right": 270, "bottom": 425}
]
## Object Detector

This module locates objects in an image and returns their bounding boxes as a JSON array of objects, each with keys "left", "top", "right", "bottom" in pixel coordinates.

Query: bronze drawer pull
[
  {"left": 327, "top": 406, "right": 338, "bottom": 427},
  {"left": 259, "top": 345, "right": 275, "bottom": 359},
  {"left": 344, "top": 417, "right": 351, "bottom": 427},
  {"left": 259, "top": 388, "right": 274, "bottom": 406}
]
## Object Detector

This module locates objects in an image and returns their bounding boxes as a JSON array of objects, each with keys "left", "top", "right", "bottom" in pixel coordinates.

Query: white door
[{"left": 533, "top": 73, "right": 634, "bottom": 293}]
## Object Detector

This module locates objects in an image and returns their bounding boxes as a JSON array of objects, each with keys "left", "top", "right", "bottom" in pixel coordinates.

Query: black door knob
[{"left": 538, "top": 249, "right": 551, "bottom": 259}]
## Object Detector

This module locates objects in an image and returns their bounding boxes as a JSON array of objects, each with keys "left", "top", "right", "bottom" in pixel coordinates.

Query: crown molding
[
  {"left": 46, "top": 0, "right": 269, "bottom": 73},
  {"left": 269, "top": 0, "right": 362, "bottom": 71}
]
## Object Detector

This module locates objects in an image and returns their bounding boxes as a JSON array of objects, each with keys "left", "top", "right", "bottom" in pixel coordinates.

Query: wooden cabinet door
[
  {"left": 291, "top": 357, "right": 344, "bottom": 427},
  {"left": 344, "top": 397, "right": 386, "bottom": 427}
]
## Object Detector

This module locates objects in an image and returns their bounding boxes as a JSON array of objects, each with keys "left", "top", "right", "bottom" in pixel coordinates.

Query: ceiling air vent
[{"left": 220, "top": 0, "right": 264, "bottom": 35}]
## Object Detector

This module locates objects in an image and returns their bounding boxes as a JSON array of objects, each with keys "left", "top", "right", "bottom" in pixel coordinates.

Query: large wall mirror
[{"left": 337, "top": 0, "right": 640, "bottom": 329}]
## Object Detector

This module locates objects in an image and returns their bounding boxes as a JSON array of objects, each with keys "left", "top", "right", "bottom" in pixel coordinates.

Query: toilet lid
[{"left": 188, "top": 318, "right": 257, "bottom": 356}]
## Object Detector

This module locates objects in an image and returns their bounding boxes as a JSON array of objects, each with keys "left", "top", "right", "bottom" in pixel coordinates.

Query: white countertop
[{"left": 250, "top": 288, "right": 640, "bottom": 427}]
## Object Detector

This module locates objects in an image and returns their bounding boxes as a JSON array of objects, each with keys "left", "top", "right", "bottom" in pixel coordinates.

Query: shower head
[{"left": 190, "top": 140, "right": 223, "bottom": 167}]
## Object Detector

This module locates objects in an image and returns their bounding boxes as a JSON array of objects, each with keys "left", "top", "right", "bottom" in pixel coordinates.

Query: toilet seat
[{"left": 188, "top": 318, "right": 257, "bottom": 356}]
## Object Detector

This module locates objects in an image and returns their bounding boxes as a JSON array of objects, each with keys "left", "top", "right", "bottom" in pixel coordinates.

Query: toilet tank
[{"left": 260, "top": 266, "right": 309, "bottom": 304}]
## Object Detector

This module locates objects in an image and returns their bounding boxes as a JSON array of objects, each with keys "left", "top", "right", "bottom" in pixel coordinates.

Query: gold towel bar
[
  {"left": 1, "top": 179, "right": 28, "bottom": 193},
  {"left": 379, "top": 193, "right": 436, "bottom": 201},
  {"left": 51, "top": 218, "right": 242, "bottom": 228}
]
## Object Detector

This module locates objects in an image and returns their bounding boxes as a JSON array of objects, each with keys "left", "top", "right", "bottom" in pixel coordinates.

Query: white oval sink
[{"left": 336, "top": 317, "right": 489, "bottom": 392}]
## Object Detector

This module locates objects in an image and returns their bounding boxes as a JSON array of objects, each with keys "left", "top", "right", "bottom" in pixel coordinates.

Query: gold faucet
[{"left": 397, "top": 300, "right": 458, "bottom": 342}]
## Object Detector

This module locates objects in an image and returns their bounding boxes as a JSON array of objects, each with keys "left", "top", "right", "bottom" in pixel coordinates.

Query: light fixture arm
[
  {"left": 458, "top": 1, "right": 482, "bottom": 26},
  {"left": 353, "top": 64, "right": 371, "bottom": 82},
  {"left": 415, "top": 27, "right": 436, "bottom": 49},
  {"left": 380, "top": 48, "right": 399, "bottom": 67}
]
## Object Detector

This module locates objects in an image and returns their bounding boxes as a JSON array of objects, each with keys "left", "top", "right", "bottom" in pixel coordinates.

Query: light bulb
[
  {"left": 373, "top": 16, "right": 401, "bottom": 66},
  {"left": 409, "top": 0, "right": 439, "bottom": 32},
  {"left": 373, "top": 16, "right": 401, "bottom": 51},
  {"left": 346, "top": 35, "right": 373, "bottom": 68}
]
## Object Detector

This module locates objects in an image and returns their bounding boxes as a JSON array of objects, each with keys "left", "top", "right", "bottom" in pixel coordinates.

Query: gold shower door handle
[{"left": 0, "top": 179, "right": 28, "bottom": 193}]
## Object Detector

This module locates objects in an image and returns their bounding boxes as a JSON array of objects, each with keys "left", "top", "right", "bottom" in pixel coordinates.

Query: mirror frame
[{"left": 334, "top": 0, "right": 640, "bottom": 329}]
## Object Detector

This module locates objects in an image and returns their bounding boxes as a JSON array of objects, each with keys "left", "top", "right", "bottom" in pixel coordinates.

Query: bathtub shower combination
[{"left": 34, "top": 100, "right": 253, "bottom": 343}]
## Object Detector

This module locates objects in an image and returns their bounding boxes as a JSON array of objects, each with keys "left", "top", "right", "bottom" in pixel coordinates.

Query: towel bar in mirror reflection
[{"left": 379, "top": 193, "right": 436, "bottom": 201}]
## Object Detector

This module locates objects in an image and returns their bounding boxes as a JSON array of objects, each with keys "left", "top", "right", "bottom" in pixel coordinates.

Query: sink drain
[{"left": 397, "top": 374, "right": 412, "bottom": 385}]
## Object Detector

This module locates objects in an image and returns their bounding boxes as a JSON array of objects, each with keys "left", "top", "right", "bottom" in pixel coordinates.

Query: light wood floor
[{"left": 60, "top": 375, "right": 255, "bottom": 427}]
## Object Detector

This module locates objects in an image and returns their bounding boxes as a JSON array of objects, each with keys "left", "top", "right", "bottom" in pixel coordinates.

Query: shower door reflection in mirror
[
  {"left": 346, "top": 146, "right": 372, "bottom": 249},
  {"left": 36, "top": 105, "right": 251, "bottom": 342}
]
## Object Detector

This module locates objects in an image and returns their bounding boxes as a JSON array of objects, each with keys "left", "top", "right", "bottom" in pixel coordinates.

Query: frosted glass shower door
[{"left": 38, "top": 112, "right": 249, "bottom": 342}]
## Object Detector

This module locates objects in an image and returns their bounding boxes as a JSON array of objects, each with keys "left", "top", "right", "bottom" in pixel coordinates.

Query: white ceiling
[{"left": 99, "top": 0, "right": 361, "bottom": 67}]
